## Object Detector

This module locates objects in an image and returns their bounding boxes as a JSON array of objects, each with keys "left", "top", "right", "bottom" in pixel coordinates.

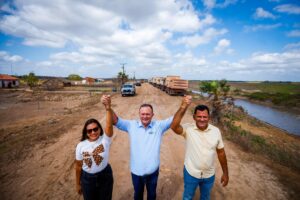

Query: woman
[{"left": 75, "top": 95, "right": 113, "bottom": 200}]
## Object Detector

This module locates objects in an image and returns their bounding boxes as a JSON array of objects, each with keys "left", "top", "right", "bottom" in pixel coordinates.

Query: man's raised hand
[{"left": 181, "top": 95, "right": 192, "bottom": 109}]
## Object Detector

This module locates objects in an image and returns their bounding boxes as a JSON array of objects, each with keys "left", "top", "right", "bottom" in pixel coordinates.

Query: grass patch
[
  {"left": 223, "top": 112, "right": 242, "bottom": 121},
  {"left": 244, "top": 92, "right": 300, "bottom": 106},
  {"left": 229, "top": 81, "right": 300, "bottom": 94},
  {"left": 223, "top": 121, "right": 300, "bottom": 171}
]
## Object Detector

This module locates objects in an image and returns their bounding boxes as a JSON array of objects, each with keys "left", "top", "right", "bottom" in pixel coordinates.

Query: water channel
[
  {"left": 191, "top": 90, "right": 300, "bottom": 136},
  {"left": 234, "top": 99, "right": 300, "bottom": 136}
]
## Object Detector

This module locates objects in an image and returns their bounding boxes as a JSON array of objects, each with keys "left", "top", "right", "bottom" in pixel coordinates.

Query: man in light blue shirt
[{"left": 102, "top": 96, "right": 173, "bottom": 200}]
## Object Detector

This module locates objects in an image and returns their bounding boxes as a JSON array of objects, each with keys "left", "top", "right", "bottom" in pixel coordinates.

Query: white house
[{"left": 0, "top": 74, "right": 19, "bottom": 88}]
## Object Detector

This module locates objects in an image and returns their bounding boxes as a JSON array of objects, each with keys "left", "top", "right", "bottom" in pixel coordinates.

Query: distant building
[
  {"left": 41, "top": 78, "right": 71, "bottom": 90},
  {"left": 72, "top": 80, "right": 81, "bottom": 85},
  {"left": 0, "top": 74, "right": 19, "bottom": 88},
  {"left": 95, "top": 78, "right": 105, "bottom": 82},
  {"left": 82, "top": 77, "right": 95, "bottom": 85}
]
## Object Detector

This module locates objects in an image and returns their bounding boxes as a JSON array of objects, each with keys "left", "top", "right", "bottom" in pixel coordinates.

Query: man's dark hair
[
  {"left": 194, "top": 104, "right": 210, "bottom": 115},
  {"left": 139, "top": 103, "right": 153, "bottom": 112}
]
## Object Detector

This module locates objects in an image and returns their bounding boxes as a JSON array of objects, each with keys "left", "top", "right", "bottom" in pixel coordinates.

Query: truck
[
  {"left": 164, "top": 76, "right": 188, "bottom": 95},
  {"left": 121, "top": 82, "right": 136, "bottom": 96},
  {"left": 151, "top": 77, "right": 163, "bottom": 88},
  {"left": 149, "top": 76, "right": 188, "bottom": 96}
]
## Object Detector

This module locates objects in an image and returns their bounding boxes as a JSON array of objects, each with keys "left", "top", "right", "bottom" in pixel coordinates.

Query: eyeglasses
[{"left": 87, "top": 127, "right": 99, "bottom": 134}]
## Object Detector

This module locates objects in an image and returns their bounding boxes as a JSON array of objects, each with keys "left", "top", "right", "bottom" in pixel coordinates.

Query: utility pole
[
  {"left": 120, "top": 63, "right": 127, "bottom": 85},
  {"left": 120, "top": 63, "right": 126, "bottom": 74},
  {"left": 133, "top": 72, "right": 136, "bottom": 82}
]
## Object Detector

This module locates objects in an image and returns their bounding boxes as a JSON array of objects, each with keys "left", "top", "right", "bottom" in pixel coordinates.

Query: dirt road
[{"left": 0, "top": 83, "right": 296, "bottom": 199}]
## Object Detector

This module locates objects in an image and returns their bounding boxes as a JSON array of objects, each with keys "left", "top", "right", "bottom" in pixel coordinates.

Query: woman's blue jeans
[
  {"left": 183, "top": 166, "right": 215, "bottom": 200},
  {"left": 81, "top": 164, "right": 114, "bottom": 200}
]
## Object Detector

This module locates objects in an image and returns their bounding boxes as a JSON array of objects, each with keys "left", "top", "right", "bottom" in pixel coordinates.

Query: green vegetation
[
  {"left": 260, "top": 82, "right": 300, "bottom": 94},
  {"left": 22, "top": 72, "right": 38, "bottom": 88},
  {"left": 67, "top": 74, "right": 82, "bottom": 81},
  {"left": 199, "top": 79, "right": 231, "bottom": 123},
  {"left": 245, "top": 92, "right": 300, "bottom": 106},
  {"left": 229, "top": 81, "right": 300, "bottom": 94},
  {"left": 200, "top": 79, "right": 230, "bottom": 100},
  {"left": 227, "top": 81, "right": 300, "bottom": 107},
  {"left": 118, "top": 71, "right": 128, "bottom": 85},
  {"left": 191, "top": 80, "right": 300, "bottom": 107},
  {"left": 223, "top": 120, "right": 300, "bottom": 171}
]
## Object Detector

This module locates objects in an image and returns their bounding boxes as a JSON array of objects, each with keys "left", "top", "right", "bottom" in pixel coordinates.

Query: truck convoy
[{"left": 149, "top": 76, "right": 188, "bottom": 96}]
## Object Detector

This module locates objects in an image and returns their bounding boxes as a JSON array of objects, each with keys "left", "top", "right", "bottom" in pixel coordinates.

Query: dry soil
[{"left": 0, "top": 83, "right": 299, "bottom": 200}]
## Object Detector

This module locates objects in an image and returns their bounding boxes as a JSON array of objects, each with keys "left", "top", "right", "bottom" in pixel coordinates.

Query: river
[{"left": 234, "top": 99, "right": 300, "bottom": 136}]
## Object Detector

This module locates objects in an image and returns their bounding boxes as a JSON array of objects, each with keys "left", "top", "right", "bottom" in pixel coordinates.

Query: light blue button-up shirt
[{"left": 116, "top": 116, "right": 173, "bottom": 176}]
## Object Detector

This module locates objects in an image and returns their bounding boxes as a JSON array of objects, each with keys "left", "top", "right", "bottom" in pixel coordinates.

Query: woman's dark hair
[
  {"left": 193, "top": 104, "right": 210, "bottom": 115},
  {"left": 81, "top": 118, "right": 103, "bottom": 141}
]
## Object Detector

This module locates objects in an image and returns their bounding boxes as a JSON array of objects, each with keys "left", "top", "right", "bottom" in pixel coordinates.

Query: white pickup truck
[{"left": 121, "top": 83, "right": 136, "bottom": 96}]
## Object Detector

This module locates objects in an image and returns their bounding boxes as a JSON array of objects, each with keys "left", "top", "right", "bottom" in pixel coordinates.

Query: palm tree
[
  {"left": 200, "top": 79, "right": 231, "bottom": 123},
  {"left": 117, "top": 71, "right": 128, "bottom": 85}
]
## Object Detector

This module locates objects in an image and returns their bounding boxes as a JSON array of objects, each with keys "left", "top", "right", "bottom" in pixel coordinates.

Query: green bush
[
  {"left": 245, "top": 92, "right": 300, "bottom": 107},
  {"left": 246, "top": 92, "right": 269, "bottom": 101},
  {"left": 68, "top": 74, "right": 82, "bottom": 81},
  {"left": 251, "top": 135, "right": 266, "bottom": 145},
  {"left": 23, "top": 72, "right": 38, "bottom": 88}
]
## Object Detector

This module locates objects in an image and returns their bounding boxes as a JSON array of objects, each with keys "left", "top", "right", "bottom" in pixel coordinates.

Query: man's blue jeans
[
  {"left": 183, "top": 166, "right": 215, "bottom": 200},
  {"left": 131, "top": 168, "right": 159, "bottom": 200}
]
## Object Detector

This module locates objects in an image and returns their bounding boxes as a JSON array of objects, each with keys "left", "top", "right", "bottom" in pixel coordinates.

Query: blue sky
[{"left": 0, "top": 0, "right": 300, "bottom": 81}]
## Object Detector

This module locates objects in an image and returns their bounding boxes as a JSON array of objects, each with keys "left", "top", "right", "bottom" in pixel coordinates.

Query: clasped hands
[{"left": 101, "top": 95, "right": 111, "bottom": 110}]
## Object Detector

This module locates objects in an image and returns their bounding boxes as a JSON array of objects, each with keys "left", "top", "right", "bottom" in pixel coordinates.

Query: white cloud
[
  {"left": 274, "top": 4, "right": 300, "bottom": 14},
  {"left": 50, "top": 52, "right": 102, "bottom": 64},
  {"left": 38, "top": 61, "right": 53, "bottom": 66},
  {"left": 189, "top": 50, "right": 300, "bottom": 80},
  {"left": 0, "top": 0, "right": 203, "bottom": 49},
  {"left": 174, "top": 51, "right": 207, "bottom": 66},
  {"left": 284, "top": 42, "right": 300, "bottom": 50},
  {"left": 142, "top": 49, "right": 299, "bottom": 80},
  {"left": 287, "top": 30, "right": 300, "bottom": 37},
  {"left": 227, "top": 51, "right": 300, "bottom": 72},
  {"left": 174, "top": 28, "right": 228, "bottom": 47},
  {"left": 0, "top": 0, "right": 208, "bottom": 67},
  {"left": 0, "top": 15, "right": 67, "bottom": 48},
  {"left": 214, "top": 39, "right": 234, "bottom": 55},
  {"left": 202, "top": 0, "right": 238, "bottom": 9},
  {"left": 0, "top": 0, "right": 216, "bottom": 77},
  {"left": 244, "top": 23, "right": 282, "bottom": 32},
  {"left": 203, "top": 0, "right": 216, "bottom": 10},
  {"left": 253, "top": 7, "right": 276, "bottom": 19},
  {"left": 0, "top": 51, "right": 23, "bottom": 62},
  {"left": 0, "top": 0, "right": 298, "bottom": 81},
  {"left": 216, "top": 0, "right": 238, "bottom": 8},
  {"left": 198, "top": 14, "right": 217, "bottom": 29}
]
